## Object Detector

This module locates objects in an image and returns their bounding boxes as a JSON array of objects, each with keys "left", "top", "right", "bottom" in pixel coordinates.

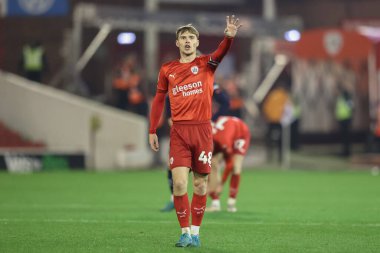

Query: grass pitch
[{"left": 0, "top": 168, "right": 379, "bottom": 253}]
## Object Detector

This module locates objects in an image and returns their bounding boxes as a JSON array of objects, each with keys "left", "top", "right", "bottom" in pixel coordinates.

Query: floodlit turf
[{"left": 0, "top": 168, "right": 379, "bottom": 253}]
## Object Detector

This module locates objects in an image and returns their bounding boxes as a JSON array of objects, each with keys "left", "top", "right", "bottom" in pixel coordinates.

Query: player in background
[
  {"left": 160, "top": 83, "right": 230, "bottom": 212},
  {"left": 206, "top": 116, "right": 251, "bottom": 212},
  {"left": 149, "top": 16, "right": 241, "bottom": 247}
]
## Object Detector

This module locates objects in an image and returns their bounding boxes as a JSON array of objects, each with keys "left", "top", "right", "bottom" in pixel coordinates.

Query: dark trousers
[
  {"left": 114, "top": 89, "right": 129, "bottom": 110},
  {"left": 290, "top": 119, "right": 300, "bottom": 150},
  {"left": 25, "top": 71, "right": 42, "bottom": 83},
  {"left": 339, "top": 119, "right": 352, "bottom": 156},
  {"left": 266, "top": 123, "right": 283, "bottom": 163}
]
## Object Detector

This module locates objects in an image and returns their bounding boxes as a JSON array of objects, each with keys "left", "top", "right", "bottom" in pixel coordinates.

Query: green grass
[{"left": 0, "top": 168, "right": 379, "bottom": 253}]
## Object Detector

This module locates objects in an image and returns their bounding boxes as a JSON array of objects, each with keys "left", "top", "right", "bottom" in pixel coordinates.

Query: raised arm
[
  {"left": 209, "top": 15, "right": 242, "bottom": 66},
  {"left": 224, "top": 15, "right": 242, "bottom": 39}
]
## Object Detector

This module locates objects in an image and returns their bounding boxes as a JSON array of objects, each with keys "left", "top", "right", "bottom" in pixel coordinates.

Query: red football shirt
[
  {"left": 149, "top": 37, "right": 232, "bottom": 133},
  {"left": 157, "top": 55, "right": 215, "bottom": 122}
]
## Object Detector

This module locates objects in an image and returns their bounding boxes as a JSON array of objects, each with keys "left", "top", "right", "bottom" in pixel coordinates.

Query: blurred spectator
[
  {"left": 287, "top": 61, "right": 301, "bottom": 151},
  {"left": 335, "top": 85, "right": 354, "bottom": 157},
  {"left": 290, "top": 94, "right": 302, "bottom": 151},
  {"left": 371, "top": 103, "right": 380, "bottom": 152},
  {"left": 222, "top": 76, "right": 244, "bottom": 118},
  {"left": 262, "top": 84, "right": 290, "bottom": 163},
  {"left": 18, "top": 41, "right": 49, "bottom": 83},
  {"left": 128, "top": 86, "right": 149, "bottom": 116},
  {"left": 112, "top": 54, "right": 148, "bottom": 116},
  {"left": 211, "top": 83, "right": 230, "bottom": 121}
]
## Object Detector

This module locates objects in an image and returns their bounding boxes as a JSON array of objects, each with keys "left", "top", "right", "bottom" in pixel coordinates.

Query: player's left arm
[
  {"left": 208, "top": 15, "right": 242, "bottom": 67},
  {"left": 224, "top": 15, "right": 242, "bottom": 38}
]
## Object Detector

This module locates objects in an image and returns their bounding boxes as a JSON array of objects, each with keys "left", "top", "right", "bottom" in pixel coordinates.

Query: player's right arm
[
  {"left": 149, "top": 67, "right": 168, "bottom": 152},
  {"left": 149, "top": 92, "right": 165, "bottom": 151}
]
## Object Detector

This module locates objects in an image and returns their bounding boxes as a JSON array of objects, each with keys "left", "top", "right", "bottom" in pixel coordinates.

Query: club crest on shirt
[{"left": 191, "top": 66, "right": 199, "bottom": 75}]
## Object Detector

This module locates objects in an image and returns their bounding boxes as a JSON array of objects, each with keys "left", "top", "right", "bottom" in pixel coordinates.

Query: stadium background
[{"left": 0, "top": 0, "right": 379, "bottom": 252}]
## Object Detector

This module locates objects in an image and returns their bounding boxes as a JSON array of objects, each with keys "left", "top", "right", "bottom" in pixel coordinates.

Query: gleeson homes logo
[
  {"left": 18, "top": 0, "right": 54, "bottom": 15},
  {"left": 172, "top": 81, "right": 203, "bottom": 97}
]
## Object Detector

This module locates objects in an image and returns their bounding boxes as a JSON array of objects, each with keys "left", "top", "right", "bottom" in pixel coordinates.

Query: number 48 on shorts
[{"left": 198, "top": 151, "right": 212, "bottom": 167}]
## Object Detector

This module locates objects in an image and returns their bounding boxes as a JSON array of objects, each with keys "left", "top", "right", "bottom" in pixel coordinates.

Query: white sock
[
  {"left": 227, "top": 197, "right": 236, "bottom": 206},
  {"left": 181, "top": 227, "right": 190, "bottom": 234},
  {"left": 170, "top": 194, "right": 174, "bottom": 202},
  {"left": 191, "top": 225, "right": 200, "bottom": 235},
  {"left": 211, "top": 199, "right": 221, "bottom": 207}
]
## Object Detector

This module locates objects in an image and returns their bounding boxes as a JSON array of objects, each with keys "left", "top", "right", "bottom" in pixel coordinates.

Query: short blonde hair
[{"left": 176, "top": 24, "right": 199, "bottom": 40}]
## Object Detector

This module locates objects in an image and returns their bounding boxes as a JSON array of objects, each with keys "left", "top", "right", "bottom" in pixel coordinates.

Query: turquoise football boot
[
  {"left": 160, "top": 201, "right": 174, "bottom": 212},
  {"left": 191, "top": 234, "right": 201, "bottom": 247},
  {"left": 175, "top": 233, "right": 192, "bottom": 247}
]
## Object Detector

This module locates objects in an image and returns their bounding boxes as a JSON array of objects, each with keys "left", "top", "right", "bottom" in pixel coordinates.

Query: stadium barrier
[
  {"left": 0, "top": 71, "right": 152, "bottom": 170},
  {"left": 0, "top": 151, "right": 85, "bottom": 172}
]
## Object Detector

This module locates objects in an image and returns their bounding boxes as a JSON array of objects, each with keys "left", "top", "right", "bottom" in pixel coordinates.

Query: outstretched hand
[{"left": 224, "top": 15, "right": 242, "bottom": 38}]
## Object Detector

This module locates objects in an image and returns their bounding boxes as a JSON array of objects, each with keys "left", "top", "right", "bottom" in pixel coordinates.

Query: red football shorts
[
  {"left": 232, "top": 134, "right": 251, "bottom": 156},
  {"left": 169, "top": 121, "right": 213, "bottom": 174}
]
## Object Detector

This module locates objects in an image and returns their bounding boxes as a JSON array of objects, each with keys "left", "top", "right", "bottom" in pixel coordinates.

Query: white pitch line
[
  {"left": 0, "top": 204, "right": 96, "bottom": 208},
  {"left": 0, "top": 218, "right": 379, "bottom": 227}
]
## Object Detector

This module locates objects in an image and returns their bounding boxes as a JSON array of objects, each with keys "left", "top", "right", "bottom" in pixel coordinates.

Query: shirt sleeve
[
  {"left": 157, "top": 67, "right": 169, "bottom": 92},
  {"left": 149, "top": 91, "right": 166, "bottom": 134},
  {"left": 207, "top": 36, "right": 233, "bottom": 69}
]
